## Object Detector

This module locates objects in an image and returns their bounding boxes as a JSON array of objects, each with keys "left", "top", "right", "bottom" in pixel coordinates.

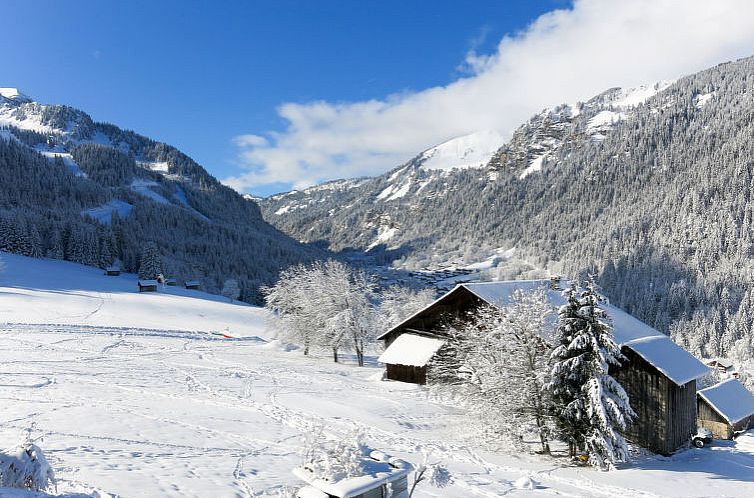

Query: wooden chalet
[
  {"left": 697, "top": 379, "right": 754, "bottom": 439},
  {"left": 104, "top": 266, "right": 121, "bottom": 276},
  {"left": 185, "top": 280, "right": 201, "bottom": 290},
  {"left": 377, "top": 280, "right": 710, "bottom": 455},
  {"left": 137, "top": 279, "right": 158, "bottom": 292},
  {"left": 165, "top": 278, "right": 178, "bottom": 286}
]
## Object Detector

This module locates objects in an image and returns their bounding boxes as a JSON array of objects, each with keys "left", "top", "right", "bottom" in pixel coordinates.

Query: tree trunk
[{"left": 333, "top": 347, "right": 339, "bottom": 363}]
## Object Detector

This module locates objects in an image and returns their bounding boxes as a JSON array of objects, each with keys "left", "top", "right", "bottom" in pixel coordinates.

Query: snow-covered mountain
[
  {"left": 0, "top": 90, "right": 321, "bottom": 302},
  {"left": 259, "top": 79, "right": 673, "bottom": 255},
  {"left": 260, "top": 55, "right": 754, "bottom": 351}
]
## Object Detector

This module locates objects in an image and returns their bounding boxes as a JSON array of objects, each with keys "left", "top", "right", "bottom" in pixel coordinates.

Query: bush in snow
[
  {"left": 300, "top": 429, "right": 367, "bottom": 482},
  {"left": 407, "top": 453, "right": 451, "bottom": 498},
  {"left": 0, "top": 426, "right": 56, "bottom": 492},
  {"left": 548, "top": 280, "right": 635, "bottom": 470}
]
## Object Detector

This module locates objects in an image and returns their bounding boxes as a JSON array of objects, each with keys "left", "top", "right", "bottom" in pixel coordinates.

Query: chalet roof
[
  {"left": 624, "top": 336, "right": 710, "bottom": 386},
  {"left": 378, "top": 333, "right": 446, "bottom": 367},
  {"left": 185, "top": 280, "right": 200, "bottom": 286},
  {"left": 138, "top": 279, "right": 158, "bottom": 286},
  {"left": 105, "top": 265, "right": 120, "bottom": 271},
  {"left": 378, "top": 280, "right": 709, "bottom": 386},
  {"left": 293, "top": 450, "right": 411, "bottom": 498},
  {"left": 698, "top": 379, "right": 754, "bottom": 424}
]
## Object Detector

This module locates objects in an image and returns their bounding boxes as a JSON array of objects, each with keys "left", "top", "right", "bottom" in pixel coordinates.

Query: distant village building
[
  {"left": 697, "top": 379, "right": 754, "bottom": 439},
  {"left": 137, "top": 279, "right": 158, "bottom": 292},
  {"left": 294, "top": 450, "right": 411, "bottom": 498},
  {"left": 185, "top": 280, "right": 201, "bottom": 290},
  {"left": 377, "top": 280, "right": 710, "bottom": 455},
  {"left": 104, "top": 266, "right": 121, "bottom": 276},
  {"left": 705, "top": 358, "right": 739, "bottom": 378}
]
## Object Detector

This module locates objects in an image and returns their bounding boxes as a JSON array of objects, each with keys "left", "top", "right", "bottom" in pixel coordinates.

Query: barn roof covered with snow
[
  {"left": 698, "top": 379, "right": 754, "bottom": 424},
  {"left": 138, "top": 279, "right": 158, "bottom": 286},
  {"left": 293, "top": 450, "right": 411, "bottom": 498},
  {"left": 378, "top": 280, "right": 708, "bottom": 386},
  {"left": 378, "top": 333, "right": 445, "bottom": 367}
]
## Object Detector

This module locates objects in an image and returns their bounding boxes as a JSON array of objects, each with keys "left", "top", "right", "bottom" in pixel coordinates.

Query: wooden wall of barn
[
  {"left": 697, "top": 398, "right": 732, "bottom": 439},
  {"left": 386, "top": 364, "right": 426, "bottom": 384},
  {"left": 612, "top": 347, "right": 696, "bottom": 455},
  {"left": 382, "top": 287, "right": 481, "bottom": 346}
]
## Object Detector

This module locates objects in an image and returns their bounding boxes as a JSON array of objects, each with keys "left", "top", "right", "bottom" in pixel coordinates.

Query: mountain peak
[{"left": 0, "top": 87, "right": 33, "bottom": 103}]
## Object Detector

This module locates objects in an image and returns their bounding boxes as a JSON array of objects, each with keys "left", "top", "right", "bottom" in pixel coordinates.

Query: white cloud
[{"left": 225, "top": 0, "right": 754, "bottom": 193}]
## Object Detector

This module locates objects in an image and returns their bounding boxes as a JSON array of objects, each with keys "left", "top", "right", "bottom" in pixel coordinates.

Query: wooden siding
[
  {"left": 698, "top": 397, "right": 754, "bottom": 439},
  {"left": 612, "top": 347, "right": 696, "bottom": 455},
  {"left": 386, "top": 364, "right": 426, "bottom": 385}
]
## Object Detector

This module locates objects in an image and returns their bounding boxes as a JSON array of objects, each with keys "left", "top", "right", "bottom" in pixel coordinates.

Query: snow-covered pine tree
[
  {"left": 138, "top": 241, "right": 162, "bottom": 280},
  {"left": 221, "top": 278, "right": 241, "bottom": 302},
  {"left": 548, "top": 280, "right": 635, "bottom": 469}
]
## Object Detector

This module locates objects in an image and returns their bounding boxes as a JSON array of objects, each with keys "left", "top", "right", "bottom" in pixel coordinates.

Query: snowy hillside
[
  {"left": 0, "top": 252, "right": 266, "bottom": 335},
  {"left": 2, "top": 252, "right": 754, "bottom": 497},
  {"left": 259, "top": 79, "right": 675, "bottom": 254},
  {"left": 0, "top": 90, "right": 320, "bottom": 302}
]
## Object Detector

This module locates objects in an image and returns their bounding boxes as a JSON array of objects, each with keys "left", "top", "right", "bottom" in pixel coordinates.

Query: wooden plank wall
[{"left": 665, "top": 379, "right": 697, "bottom": 452}]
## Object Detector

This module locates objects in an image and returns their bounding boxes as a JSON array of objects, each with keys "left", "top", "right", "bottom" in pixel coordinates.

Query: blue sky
[
  {"left": 1, "top": 0, "right": 567, "bottom": 196},
  {"left": 4, "top": 1, "right": 754, "bottom": 196}
]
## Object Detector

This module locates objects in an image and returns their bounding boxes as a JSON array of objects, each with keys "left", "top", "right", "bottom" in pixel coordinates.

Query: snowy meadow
[{"left": 1, "top": 254, "right": 754, "bottom": 497}]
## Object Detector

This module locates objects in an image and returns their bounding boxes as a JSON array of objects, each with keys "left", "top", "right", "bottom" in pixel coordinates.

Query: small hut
[
  {"left": 294, "top": 450, "right": 411, "bottom": 498},
  {"left": 185, "top": 280, "right": 201, "bottom": 290},
  {"left": 377, "top": 333, "right": 445, "bottom": 385},
  {"left": 697, "top": 379, "right": 754, "bottom": 439},
  {"left": 138, "top": 279, "right": 158, "bottom": 292},
  {"left": 705, "top": 358, "right": 738, "bottom": 378},
  {"left": 165, "top": 278, "right": 178, "bottom": 286},
  {"left": 104, "top": 266, "right": 121, "bottom": 276}
]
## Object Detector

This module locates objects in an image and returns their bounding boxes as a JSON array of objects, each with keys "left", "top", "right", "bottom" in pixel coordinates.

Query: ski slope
[{"left": 1, "top": 254, "right": 754, "bottom": 497}]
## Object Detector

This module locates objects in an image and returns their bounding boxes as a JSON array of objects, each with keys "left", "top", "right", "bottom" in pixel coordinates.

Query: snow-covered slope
[
  {"left": 418, "top": 130, "right": 505, "bottom": 172},
  {"left": 2, "top": 251, "right": 754, "bottom": 498},
  {"left": 0, "top": 89, "right": 319, "bottom": 300},
  {"left": 0, "top": 252, "right": 265, "bottom": 335}
]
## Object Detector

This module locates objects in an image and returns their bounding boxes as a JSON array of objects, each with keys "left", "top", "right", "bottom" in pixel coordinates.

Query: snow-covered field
[{"left": 2, "top": 254, "right": 754, "bottom": 497}]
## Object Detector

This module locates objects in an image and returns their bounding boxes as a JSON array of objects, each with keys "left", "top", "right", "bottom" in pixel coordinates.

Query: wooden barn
[
  {"left": 697, "top": 379, "right": 754, "bottom": 439},
  {"left": 377, "top": 280, "right": 710, "bottom": 455},
  {"left": 185, "top": 280, "right": 201, "bottom": 290},
  {"left": 104, "top": 266, "right": 121, "bottom": 276},
  {"left": 165, "top": 278, "right": 178, "bottom": 286},
  {"left": 138, "top": 279, "right": 158, "bottom": 292}
]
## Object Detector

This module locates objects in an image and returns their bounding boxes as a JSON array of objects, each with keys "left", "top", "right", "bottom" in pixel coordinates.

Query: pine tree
[
  {"left": 138, "top": 242, "right": 162, "bottom": 280},
  {"left": 548, "top": 280, "right": 635, "bottom": 469}
]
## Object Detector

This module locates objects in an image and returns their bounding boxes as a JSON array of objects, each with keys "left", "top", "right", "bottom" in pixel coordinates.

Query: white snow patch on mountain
[
  {"left": 130, "top": 178, "right": 170, "bottom": 204},
  {"left": 610, "top": 81, "right": 674, "bottom": 108},
  {"left": 81, "top": 200, "right": 134, "bottom": 224},
  {"left": 367, "top": 225, "right": 399, "bottom": 250},
  {"left": 0, "top": 87, "right": 32, "bottom": 102},
  {"left": 137, "top": 160, "right": 170, "bottom": 172},
  {"left": 587, "top": 110, "right": 626, "bottom": 137},
  {"left": 520, "top": 154, "right": 547, "bottom": 179},
  {"left": 695, "top": 91, "right": 716, "bottom": 108},
  {"left": 419, "top": 130, "right": 504, "bottom": 171},
  {"left": 36, "top": 149, "right": 86, "bottom": 176}
]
